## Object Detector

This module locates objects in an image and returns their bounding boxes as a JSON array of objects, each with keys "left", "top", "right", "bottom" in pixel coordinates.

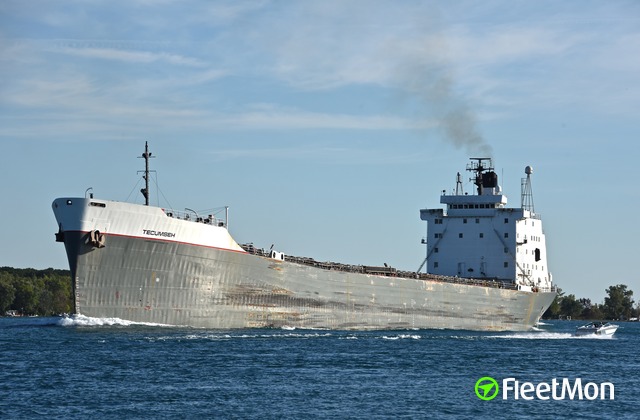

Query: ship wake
[
  {"left": 58, "top": 314, "right": 177, "bottom": 328},
  {"left": 489, "top": 332, "right": 615, "bottom": 340}
]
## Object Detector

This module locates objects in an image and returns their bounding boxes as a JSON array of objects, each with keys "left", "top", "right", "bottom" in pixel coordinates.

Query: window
[
  {"left": 463, "top": 219, "right": 467, "bottom": 224},
  {"left": 504, "top": 233, "right": 509, "bottom": 238},
  {"left": 459, "top": 233, "right": 464, "bottom": 238},
  {"left": 434, "top": 247, "right": 439, "bottom": 253},
  {"left": 475, "top": 218, "right": 480, "bottom": 224},
  {"left": 434, "top": 233, "right": 442, "bottom": 239},
  {"left": 504, "top": 262, "right": 509, "bottom": 268},
  {"left": 504, "top": 218, "right": 509, "bottom": 224},
  {"left": 504, "top": 247, "right": 508, "bottom": 253},
  {"left": 434, "top": 262, "right": 439, "bottom": 268},
  {"left": 479, "top": 233, "right": 484, "bottom": 238}
]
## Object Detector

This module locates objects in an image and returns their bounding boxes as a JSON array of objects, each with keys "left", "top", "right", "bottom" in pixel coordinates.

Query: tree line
[
  {"left": 0, "top": 267, "right": 73, "bottom": 316},
  {"left": 543, "top": 284, "right": 637, "bottom": 321}
]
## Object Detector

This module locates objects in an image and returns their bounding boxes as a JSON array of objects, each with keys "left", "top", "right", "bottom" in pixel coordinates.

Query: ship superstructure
[
  {"left": 419, "top": 158, "right": 552, "bottom": 292},
  {"left": 52, "top": 146, "right": 555, "bottom": 331}
]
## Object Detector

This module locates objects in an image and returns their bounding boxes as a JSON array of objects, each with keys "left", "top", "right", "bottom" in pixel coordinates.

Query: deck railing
[{"left": 163, "top": 209, "right": 226, "bottom": 227}]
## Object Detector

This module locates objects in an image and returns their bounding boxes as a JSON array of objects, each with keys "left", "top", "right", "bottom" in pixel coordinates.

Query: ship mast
[
  {"left": 521, "top": 165, "right": 535, "bottom": 212},
  {"left": 139, "top": 141, "right": 154, "bottom": 206},
  {"left": 467, "top": 157, "right": 493, "bottom": 195}
]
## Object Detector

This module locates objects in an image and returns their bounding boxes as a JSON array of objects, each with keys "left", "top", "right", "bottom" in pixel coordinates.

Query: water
[{"left": 1, "top": 317, "right": 638, "bottom": 419}]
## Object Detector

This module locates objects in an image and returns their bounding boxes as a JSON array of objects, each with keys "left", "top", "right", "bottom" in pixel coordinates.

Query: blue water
[{"left": 0, "top": 317, "right": 638, "bottom": 419}]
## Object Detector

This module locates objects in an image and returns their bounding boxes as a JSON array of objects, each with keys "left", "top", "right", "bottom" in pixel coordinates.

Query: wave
[
  {"left": 57, "top": 314, "right": 176, "bottom": 328},
  {"left": 0, "top": 316, "right": 62, "bottom": 328},
  {"left": 381, "top": 334, "right": 421, "bottom": 340},
  {"left": 146, "top": 331, "right": 335, "bottom": 342},
  {"left": 489, "top": 331, "right": 615, "bottom": 340}
]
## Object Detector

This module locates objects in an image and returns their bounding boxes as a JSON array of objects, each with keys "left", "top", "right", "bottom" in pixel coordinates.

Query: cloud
[
  {"left": 209, "top": 142, "right": 431, "bottom": 165},
  {"left": 211, "top": 104, "right": 420, "bottom": 130},
  {"left": 51, "top": 43, "right": 205, "bottom": 67},
  {"left": 2, "top": 0, "right": 639, "bottom": 145}
]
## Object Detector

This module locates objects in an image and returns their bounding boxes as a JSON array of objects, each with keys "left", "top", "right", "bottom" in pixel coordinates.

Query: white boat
[{"left": 575, "top": 322, "right": 618, "bottom": 336}]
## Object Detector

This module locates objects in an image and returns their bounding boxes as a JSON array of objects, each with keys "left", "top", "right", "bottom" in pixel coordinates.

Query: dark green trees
[
  {"left": 0, "top": 267, "right": 72, "bottom": 316},
  {"left": 603, "top": 284, "right": 634, "bottom": 320},
  {"left": 543, "top": 283, "right": 637, "bottom": 320}
]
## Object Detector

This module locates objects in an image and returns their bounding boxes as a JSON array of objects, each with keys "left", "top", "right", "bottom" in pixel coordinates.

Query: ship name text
[{"left": 143, "top": 229, "right": 176, "bottom": 238}]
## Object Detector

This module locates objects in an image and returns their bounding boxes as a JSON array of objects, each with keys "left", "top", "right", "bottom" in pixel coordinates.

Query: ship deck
[{"left": 239, "top": 243, "right": 553, "bottom": 293}]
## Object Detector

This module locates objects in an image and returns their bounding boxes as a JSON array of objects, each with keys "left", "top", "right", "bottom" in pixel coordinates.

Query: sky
[{"left": 1, "top": 0, "right": 639, "bottom": 305}]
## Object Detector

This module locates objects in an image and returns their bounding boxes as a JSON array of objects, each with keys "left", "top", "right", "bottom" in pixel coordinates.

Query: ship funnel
[{"left": 467, "top": 157, "right": 494, "bottom": 195}]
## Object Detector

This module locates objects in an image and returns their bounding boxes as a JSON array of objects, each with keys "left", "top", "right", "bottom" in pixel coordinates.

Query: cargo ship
[{"left": 52, "top": 143, "right": 556, "bottom": 330}]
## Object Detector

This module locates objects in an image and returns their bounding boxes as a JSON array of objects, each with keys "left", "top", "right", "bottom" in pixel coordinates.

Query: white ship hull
[{"left": 52, "top": 197, "right": 555, "bottom": 330}]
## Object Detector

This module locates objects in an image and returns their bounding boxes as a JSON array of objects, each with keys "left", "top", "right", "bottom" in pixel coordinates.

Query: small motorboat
[{"left": 575, "top": 322, "right": 618, "bottom": 336}]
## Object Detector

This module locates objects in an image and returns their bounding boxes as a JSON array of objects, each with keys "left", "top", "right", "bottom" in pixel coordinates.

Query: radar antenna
[
  {"left": 521, "top": 166, "right": 535, "bottom": 212},
  {"left": 466, "top": 157, "right": 493, "bottom": 195}
]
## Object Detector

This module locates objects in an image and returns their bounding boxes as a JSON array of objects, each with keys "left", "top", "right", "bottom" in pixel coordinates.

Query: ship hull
[{"left": 62, "top": 231, "right": 555, "bottom": 331}]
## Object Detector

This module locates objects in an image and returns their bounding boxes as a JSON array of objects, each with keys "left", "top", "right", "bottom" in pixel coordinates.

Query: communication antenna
[
  {"left": 521, "top": 165, "right": 535, "bottom": 212},
  {"left": 455, "top": 172, "right": 464, "bottom": 195},
  {"left": 467, "top": 157, "right": 493, "bottom": 195}
]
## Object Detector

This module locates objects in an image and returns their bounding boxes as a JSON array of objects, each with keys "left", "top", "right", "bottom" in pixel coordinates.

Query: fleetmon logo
[{"left": 475, "top": 377, "right": 499, "bottom": 400}]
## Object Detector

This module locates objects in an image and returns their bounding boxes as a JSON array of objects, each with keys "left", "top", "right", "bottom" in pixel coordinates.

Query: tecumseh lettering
[{"left": 143, "top": 229, "right": 176, "bottom": 238}]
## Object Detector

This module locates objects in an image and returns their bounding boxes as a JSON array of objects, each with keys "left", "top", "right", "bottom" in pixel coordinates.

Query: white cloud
[
  {"left": 52, "top": 45, "right": 205, "bottom": 67},
  {"left": 210, "top": 107, "right": 421, "bottom": 130},
  {"left": 2, "top": 0, "right": 639, "bottom": 141}
]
